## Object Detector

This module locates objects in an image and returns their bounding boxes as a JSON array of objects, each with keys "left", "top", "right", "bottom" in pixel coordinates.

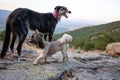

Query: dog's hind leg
[
  {"left": 0, "top": 23, "right": 11, "bottom": 59},
  {"left": 10, "top": 32, "right": 17, "bottom": 52},
  {"left": 14, "top": 20, "right": 28, "bottom": 60},
  {"left": 17, "top": 31, "right": 28, "bottom": 60},
  {"left": 44, "top": 57, "right": 47, "bottom": 63},
  {"left": 9, "top": 32, "right": 17, "bottom": 58},
  {"left": 59, "top": 50, "right": 66, "bottom": 63}
]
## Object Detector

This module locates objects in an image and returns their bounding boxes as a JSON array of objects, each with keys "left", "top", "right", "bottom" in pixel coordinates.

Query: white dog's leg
[
  {"left": 64, "top": 52, "right": 68, "bottom": 61},
  {"left": 44, "top": 56, "right": 47, "bottom": 63},
  {"left": 33, "top": 54, "right": 44, "bottom": 64},
  {"left": 59, "top": 44, "right": 69, "bottom": 62},
  {"left": 33, "top": 46, "right": 49, "bottom": 64},
  {"left": 59, "top": 50, "right": 66, "bottom": 63}
]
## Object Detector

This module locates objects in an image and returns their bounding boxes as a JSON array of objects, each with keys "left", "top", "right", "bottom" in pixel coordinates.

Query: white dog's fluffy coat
[{"left": 33, "top": 34, "right": 72, "bottom": 64}]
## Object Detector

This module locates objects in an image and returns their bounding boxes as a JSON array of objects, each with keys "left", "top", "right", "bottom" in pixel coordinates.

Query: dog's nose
[{"left": 68, "top": 11, "right": 71, "bottom": 13}]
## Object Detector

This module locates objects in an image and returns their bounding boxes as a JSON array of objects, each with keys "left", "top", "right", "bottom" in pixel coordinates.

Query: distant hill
[
  {"left": 55, "top": 21, "right": 120, "bottom": 50},
  {"left": 54, "top": 19, "right": 104, "bottom": 33},
  {"left": 0, "top": 9, "right": 11, "bottom": 29}
]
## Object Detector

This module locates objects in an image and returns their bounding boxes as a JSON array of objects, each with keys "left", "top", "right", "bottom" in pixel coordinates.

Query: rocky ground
[{"left": 0, "top": 44, "right": 120, "bottom": 80}]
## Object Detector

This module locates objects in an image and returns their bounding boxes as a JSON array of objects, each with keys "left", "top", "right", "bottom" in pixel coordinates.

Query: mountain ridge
[{"left": 0, "top": 9, "right": 11, "bottom": 29}]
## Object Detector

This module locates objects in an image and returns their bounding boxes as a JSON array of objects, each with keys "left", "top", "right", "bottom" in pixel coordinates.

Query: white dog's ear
[
  {"left": 68, "top": 36, "right": 73, "bottom": 43},
  {"left": 35, "top": 29, "right": 39, "bottom": 34}
]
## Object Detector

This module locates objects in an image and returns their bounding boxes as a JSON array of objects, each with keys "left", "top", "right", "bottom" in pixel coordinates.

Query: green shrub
[
  {"left": 93, "top": 33, "right": 114, "bottom": 50},
  {"left": 0, "top": 30, "right": 5, "bottom": 41},
  {"left": 94, "top": 38, "right": 106, "bottom": 50},
  {"left": 83, "top": 40, "right": 94, "bottom": 51}
]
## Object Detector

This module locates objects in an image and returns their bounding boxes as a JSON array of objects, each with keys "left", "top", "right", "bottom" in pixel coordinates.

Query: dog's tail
[{"left": 0, "top": 22, "right": 11, "bottom": 59}]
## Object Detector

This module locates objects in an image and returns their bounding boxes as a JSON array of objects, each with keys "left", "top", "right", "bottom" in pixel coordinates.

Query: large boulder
[{"left": 106, "top": 42, "right": 120, "bottom": 57}]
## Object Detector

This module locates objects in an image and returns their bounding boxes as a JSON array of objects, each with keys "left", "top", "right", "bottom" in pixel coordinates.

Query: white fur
[
  {"left": 33, "top": 34, "right": 73, "bottom": 64},
  {"left": 58, "top": 34, "right": 73, "bottom": 43}
]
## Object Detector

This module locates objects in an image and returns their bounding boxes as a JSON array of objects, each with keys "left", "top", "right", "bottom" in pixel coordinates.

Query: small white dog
[{"left": 28, "top": 30, "right": 73, "bottom": 64}]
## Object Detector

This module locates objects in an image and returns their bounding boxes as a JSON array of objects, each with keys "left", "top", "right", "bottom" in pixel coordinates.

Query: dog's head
[
  {"left": 54, "top": 6, "right": 71, "bottom": 20},
  {"left": 28, "top": 30, "right": 45, "bottom": 49}
]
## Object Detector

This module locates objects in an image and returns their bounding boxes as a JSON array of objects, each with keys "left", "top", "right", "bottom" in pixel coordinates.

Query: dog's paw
[{"left": 33, "top": 62, "right": 38, "bottom": 65}]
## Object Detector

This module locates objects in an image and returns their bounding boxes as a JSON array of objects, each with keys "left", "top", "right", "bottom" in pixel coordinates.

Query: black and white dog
[{"left": 0, "top": 6, "right": 71, "bottom": 60}]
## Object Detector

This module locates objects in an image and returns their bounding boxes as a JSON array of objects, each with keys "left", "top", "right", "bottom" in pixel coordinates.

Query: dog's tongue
[{"left": 63, "top": 13, "right": 68, "bottom": 18}]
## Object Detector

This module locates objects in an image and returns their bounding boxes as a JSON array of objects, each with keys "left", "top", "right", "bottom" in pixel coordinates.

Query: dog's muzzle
[
  {"left": 64, "top": 10, "right": 71, "bottom": 18},
  {"left": 27, "top": 36, "right": 35, "bottom": 43},
  {"left": 68, "top": 11, "right": 71, "bottom": 14}
]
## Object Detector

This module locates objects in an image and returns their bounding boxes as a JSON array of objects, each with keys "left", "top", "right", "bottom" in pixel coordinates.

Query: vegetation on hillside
[
  {"left": 0, "top": 30, "right": 5, "bottom": 41},
  {"left": 54, "top": 21, "right": 120, "bottom": 50}
]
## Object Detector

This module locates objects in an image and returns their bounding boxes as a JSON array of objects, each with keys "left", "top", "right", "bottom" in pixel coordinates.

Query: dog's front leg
[
  {"left": 65, "top": 52, "right": 68, "bottom": 61},
  {"left": 64, "top": 44, "right": 69, "bottom": 61},
  {"left": 59, "top": 50, "right": 66, "bottom": 63},
  {"left": 33, "top": 54, "right": 43, "bottom": 64},
  {"left": 44, "top": 57, "right": 47, "bottom": 63},
  {"left": 33, "top": 46, "right": 49, "bottom": 64}
]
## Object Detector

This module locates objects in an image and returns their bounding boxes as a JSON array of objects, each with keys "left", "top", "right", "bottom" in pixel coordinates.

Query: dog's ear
[
  {"left": 54, "top": 6, "right": 61, "bottom": 12},
  {"left": 39, "top": 32, "right": 44, "bottom": 37},
  {"left": 35, "top": 29, "right": 39, "bottom": 34},
  {"left": 54, "top": 6, "right": 58, "bottom": 11}
]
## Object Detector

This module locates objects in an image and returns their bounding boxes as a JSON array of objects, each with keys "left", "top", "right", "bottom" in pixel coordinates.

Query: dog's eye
[
  {"left": 32, "top": 35, "right": 34, "bottom": 38},
  {"left": 29, "top": 36, "right": 32, "bottom": 38},
  {"left": 40, "top": 34, "right": 44, "bottom": 37},
  {"left": 60, "top": 8, "right": 64, "bottom": 11}
]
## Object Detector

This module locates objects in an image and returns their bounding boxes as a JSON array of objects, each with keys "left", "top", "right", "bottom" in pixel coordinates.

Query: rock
[
  {"left": 106, "top": 42, "right": 120, "bottom": 57},
  {"left": 74, "top": 50, "right": 81, "bottom": 54},
  {"left": 57, "top": 55, "right": 120, "bottom": 80},
  {"left": 63, "top": 66, "right": 120, "bottom": 80},
  {"left": 21, "top": 49, "right": 37, "bottom": 59},
  {"left": 0, "top": 48, "right": 120, "bottom": 80}
]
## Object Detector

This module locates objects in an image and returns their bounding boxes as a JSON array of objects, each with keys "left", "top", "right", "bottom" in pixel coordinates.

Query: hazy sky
[{"left": 0, "top": 0, "right": 120, "bottom": 22}]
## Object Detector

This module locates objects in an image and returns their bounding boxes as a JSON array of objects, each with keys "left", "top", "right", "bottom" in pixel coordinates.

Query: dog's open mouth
[
  {"left": 63, "top": 12, "right": 68, "bottom": 18},
  {"left": 27, "top": 36, "right": 33, "bottom": 43},
  {"left": 63, "top": 11, "right": 71, "bottom": 18}
]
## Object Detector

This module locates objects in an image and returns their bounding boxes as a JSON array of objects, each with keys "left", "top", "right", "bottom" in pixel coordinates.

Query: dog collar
[{"left": 53, "top": 11, "right": 59, "bottom": 20}]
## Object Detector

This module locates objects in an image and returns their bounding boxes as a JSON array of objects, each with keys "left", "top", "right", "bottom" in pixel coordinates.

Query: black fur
[{"left": 0, "top": 6, "right": 71, "bottom": 59}]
